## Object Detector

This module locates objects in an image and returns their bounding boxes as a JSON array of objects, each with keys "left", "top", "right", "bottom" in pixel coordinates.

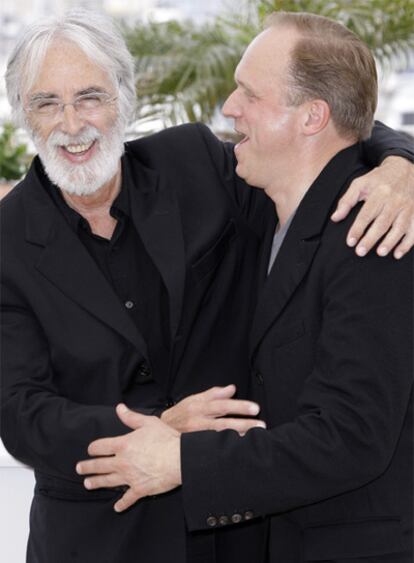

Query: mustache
[{"left": 46, "top": 126, "right": 102, "bottom": 148}]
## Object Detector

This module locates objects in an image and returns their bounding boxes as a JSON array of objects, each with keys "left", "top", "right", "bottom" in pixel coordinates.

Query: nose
[
  {"left": 222, "top": 89, "right": 241, "bottom": 118},
  {"left": 59, "top": 104, "right": 85, "bottom": 136}
]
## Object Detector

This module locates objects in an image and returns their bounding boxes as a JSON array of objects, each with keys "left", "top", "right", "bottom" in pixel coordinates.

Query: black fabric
[
  {"left": 1, "top": 123, "right": 266, "bottom": 563},
  {"left": 1, "top": 121, "right": 413, "bottom": 563},
  {"left": 181, "top": 144, "right": 413, "bottom": 563},
  {"left": 41, "top": 159, "right": 170, "bottom": 386}
]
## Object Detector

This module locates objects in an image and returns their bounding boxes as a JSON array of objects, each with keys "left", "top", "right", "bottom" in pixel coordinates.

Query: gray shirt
[{"left": 267, "top": 212, "right": 296, "bottom": 275}]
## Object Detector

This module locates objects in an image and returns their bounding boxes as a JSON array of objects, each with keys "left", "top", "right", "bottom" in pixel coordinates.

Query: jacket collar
[
  {"left": 23, "top": 149, "right": 185, "bottom": 356},
  {"left": 249, "top": 143, "right": 367, "bottom": 358}
]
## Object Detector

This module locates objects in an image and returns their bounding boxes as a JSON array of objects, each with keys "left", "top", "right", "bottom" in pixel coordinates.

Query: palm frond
[{"left": 125, "top": 0, "right": 414, "bottom": 133}]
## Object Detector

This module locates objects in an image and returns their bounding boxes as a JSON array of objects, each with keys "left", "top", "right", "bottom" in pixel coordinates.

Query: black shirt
[{"left": 39, "top": 157, "right": 170, "bottom": 393}]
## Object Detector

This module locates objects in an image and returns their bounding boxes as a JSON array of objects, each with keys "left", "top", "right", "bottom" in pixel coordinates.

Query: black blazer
[
  {"left": 181, "top": 144, "right": 413, "bottom": 563},
  {"left": 1, "top": 122, "right": 412, "bottom": 563},
  {"left": 0, "top": 124, "right": 267, "bottom": 563}
]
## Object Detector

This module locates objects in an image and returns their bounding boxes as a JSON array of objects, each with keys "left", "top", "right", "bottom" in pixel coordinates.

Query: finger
[
  {"left": 201, "top": 384, "right": 237, "bottom": 400},
  {"left": 394, "top": 225, "right": 414, "bottom": 259},
  {"left": 346, "top": 199, "right": 384, "bottom": 249},
  {"left": 208, "top": 399, "right": 260, "bottom": 418},
  {"left": 88, "top": 436, "right": 120, "bottom": 457},
  {"left": 116, "top": 403, "right": 151, "bottom": 430},
  {"left": 212, "top": 417, "right": 266, "bottom": 433},
  {"left": 376, "top": 210, "right": 409, "bottom": 256},
  {"left": 354, "top": 205, "right": 396, "bottom": 256},
  {"left": 76, "top": 456, "right": 116, "bottom": 476},
  {"left": 114, "top": 488, "right": 143, "bottom": 513},
  {"left": 84, "top": 473, "right": 125, "bottom": 490},
  {"left": 331, "top": 181, "right": 363, "bottom": 222}
]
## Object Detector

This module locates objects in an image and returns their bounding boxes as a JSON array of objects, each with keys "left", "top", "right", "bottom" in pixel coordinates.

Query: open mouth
[
  {"left": 62, "top": 140, "right": 95, "bottom": 155},
  {"left": 59, "top": 140, "right": 97, "bottom": 162},
  {"left": 235, "top": 131, "right": 249, "bottom": 151}
]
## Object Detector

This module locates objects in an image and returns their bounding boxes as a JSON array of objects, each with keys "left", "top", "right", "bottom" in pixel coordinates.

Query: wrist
[{"left": 170, "top": 432, "right": 182, "bottom": 487}]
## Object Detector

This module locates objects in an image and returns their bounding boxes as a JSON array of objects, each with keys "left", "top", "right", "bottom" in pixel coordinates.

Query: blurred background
[
  {"left": 0, "top": 1, "right": 413, "bottom": 560},
  {"left": 0, "top": 0, "right": 413, "bottom": 192}
]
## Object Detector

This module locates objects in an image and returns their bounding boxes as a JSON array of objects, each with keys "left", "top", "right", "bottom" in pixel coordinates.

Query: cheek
[
  {"left": 93, "top": 111, "right": 119, "bottom": 137},
  {"left": 31, "top": 123, "right": 55, "bottom": 147}
]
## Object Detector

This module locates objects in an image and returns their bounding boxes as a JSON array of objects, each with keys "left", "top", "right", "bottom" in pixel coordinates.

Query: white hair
[{"left": 5, "top": 8, "right": 136, "bottom": 128}]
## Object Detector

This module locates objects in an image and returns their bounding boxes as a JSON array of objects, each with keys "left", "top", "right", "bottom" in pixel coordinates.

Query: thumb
[
  {"left": 116, "top": 403, "right": 147, "bottom": 429},
  {"left": 331, "top": 182, "right": 362, "bottom": 222}
]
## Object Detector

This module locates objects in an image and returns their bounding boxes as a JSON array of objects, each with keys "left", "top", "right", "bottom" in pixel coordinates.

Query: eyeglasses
[{"left": 25, "top": 92, "right": 118, "bottom": 118}]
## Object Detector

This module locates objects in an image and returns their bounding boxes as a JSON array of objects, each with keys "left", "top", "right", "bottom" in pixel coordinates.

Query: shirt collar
[{"left": 35, "top": 154, "right": 130, "bottom": 232}]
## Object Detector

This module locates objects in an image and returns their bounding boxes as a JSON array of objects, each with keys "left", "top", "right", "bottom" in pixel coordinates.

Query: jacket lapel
[
  {"left": 126, "top": 152, "right": 186, "bottom": 338},
  {"left": 23, "top": 159, "right": 148, "bottom": 356},
  {"left": 250, "top": 144, "right": 366, "bottom": 357}
]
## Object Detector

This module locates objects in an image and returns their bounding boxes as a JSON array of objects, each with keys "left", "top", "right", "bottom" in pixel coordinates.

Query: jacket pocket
[
  {"left": 303, "top": 518, "right": 405, "bottom": 561},
  {"left": 35, "top": 472, "right": 121, "bottom": 502},
  {"left": 191, "top": 220, "right": 237, "bottom": 282}
]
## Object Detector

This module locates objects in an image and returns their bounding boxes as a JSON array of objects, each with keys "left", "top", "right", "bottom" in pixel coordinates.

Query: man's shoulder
[
  {"left": 124, "top": 123, "right": 234, "bottom": 176},
  {"left": 0, "top": 178, "right": 26, "bottom": 223},
  {"left": 126, "top": 123, "right": 219, "bottom": 156}
]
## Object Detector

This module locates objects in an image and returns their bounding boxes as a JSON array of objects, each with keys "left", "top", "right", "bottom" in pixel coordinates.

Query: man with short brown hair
[{"left": 79, "top": 12, "right": 413, "bottom": 563}]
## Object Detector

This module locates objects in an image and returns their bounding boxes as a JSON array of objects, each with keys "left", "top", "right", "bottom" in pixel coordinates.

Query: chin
[
  {"left": 33, "top": 120, "right": 125, "bottom": 197},
  {"left": 41, "top": 146, "right": 121, "bottom": 196},
  {"left": 235, "top": 163, "right": 248, "bottom": 181}
]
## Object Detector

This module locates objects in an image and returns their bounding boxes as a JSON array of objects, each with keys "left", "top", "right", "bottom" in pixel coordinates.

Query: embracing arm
[
  {"left": 362, "top": 120, "right": 413, "bottom": 165},
  {"left": 179, "top": 223, "right": 413, "bottom": 530},
  {"left": 332, "top": 121, "right": 414, "bottom": 257},
  {"left": 196, "top": 119, "right": 414, "bottom": 258},
  {"left": 79, "top": 215, "right": 413, "bottom": 520},
  {"left": 0, "top": 292, "right": 153, "bottom": 481}
]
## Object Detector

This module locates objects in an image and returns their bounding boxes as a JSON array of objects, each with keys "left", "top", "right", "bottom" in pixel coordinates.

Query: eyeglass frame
[{"left": 24, "top": 92, "right": 118, "bottom": 119}]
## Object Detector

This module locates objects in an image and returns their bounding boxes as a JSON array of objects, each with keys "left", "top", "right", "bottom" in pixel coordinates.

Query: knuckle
[
  {"left": 377, "top": 183, "right": 393, "bottom": 197},
  {"left": 214, "top": 419, "right": 226, "bottom": 431},
  {"left": 348, "top": 224, "right": 363, "bottom": 238},
  {"left": 349, "top": 178, "right": 363, "bottom": 191}
]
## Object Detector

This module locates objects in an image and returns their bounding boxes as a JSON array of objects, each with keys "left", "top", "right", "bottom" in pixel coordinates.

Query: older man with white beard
[{"left": 1, "top": 9, "right": 414, "bottom": 563}]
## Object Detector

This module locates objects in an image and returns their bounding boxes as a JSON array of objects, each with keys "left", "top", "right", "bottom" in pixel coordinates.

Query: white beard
[{"left": 32, "top": 118, "right": 125, "bottom": 196}]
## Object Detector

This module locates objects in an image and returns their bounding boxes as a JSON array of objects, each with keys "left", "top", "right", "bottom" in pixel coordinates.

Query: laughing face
[
  {"left": 25, "top": 39, "right": 125, "bottom": 196},
  {"left": 222, "top": 26, "right": 302, "bottom": 191}
]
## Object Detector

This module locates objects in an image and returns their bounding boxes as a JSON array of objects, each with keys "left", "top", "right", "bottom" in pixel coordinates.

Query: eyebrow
[
  {"left": 76, "top": 86, "right": 109, "bottom": 96},
  {"left": 235, "top": 77, "right": 258, "bottom": 97},
  {"left": 28, "top": 92, "right": 58, "bottom": 102},
  {"left": 28, "top": 86, "right": 109, "bottom": 102}
]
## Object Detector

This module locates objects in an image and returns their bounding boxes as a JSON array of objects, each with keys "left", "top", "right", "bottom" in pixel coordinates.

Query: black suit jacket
[
  {"left": 0, "top": 123, "right": 268, "bottom": 563},
  {"left": 181, "top": 144, "right": 413, "bottom": 563},
  {"left": 1, "top": 122, "right": 412, "bottom": 563}
]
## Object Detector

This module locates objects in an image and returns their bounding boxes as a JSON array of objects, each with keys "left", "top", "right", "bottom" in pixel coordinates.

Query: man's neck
[
  {"left": 60, "top": 162, "right": 122, "bottom": 239},
  {"left": 60, "top": 163, "right": 122, "bottom": 216},
  {"left": 265, "top": 135, "right": 355, "bottom": 226}
]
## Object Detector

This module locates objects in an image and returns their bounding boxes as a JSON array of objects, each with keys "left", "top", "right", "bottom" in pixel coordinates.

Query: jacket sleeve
[
  {"left": 361, "top": 120, "right": 414, "bottom": 165},
  {"left": 180, "top": 214, "right": 413, "bottom": 531},
  {"left": 194, "top": 122, "right": 268, "bottom": 227},
  {"left": 0, "top": 284, "right": 154, "bottom": 481}
]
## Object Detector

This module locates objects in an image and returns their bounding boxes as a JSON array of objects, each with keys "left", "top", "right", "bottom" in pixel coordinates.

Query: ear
[{"left": 302, "top": 100, "right": 331, "bottom": 136}]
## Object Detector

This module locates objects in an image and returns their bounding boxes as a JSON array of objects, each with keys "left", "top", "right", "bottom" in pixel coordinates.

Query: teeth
[{"left": 65, "top": 142, "right": 94, "bottom": 154}]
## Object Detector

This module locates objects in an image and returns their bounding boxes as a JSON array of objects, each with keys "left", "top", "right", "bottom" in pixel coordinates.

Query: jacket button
[
  {"left": 135, "top": 362, "right": 153, "bottom": 384},
  {"left": 125, "top": 300, "right": 135, "bottom": 309},
  {"left": 206, "top": 516, "right": 217, "bottom": 527},
  {"left": 255, "top": 372, "right": 264, "bottom": 385},
  {"left": 218, "top": 515, "right": 229, "bottom": 526},
  {"left": 244, "top": 510, "right": 254, "bottom": 520},
  {"left": 231, "top": 513, "right": 242, "bottom": 524}
]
